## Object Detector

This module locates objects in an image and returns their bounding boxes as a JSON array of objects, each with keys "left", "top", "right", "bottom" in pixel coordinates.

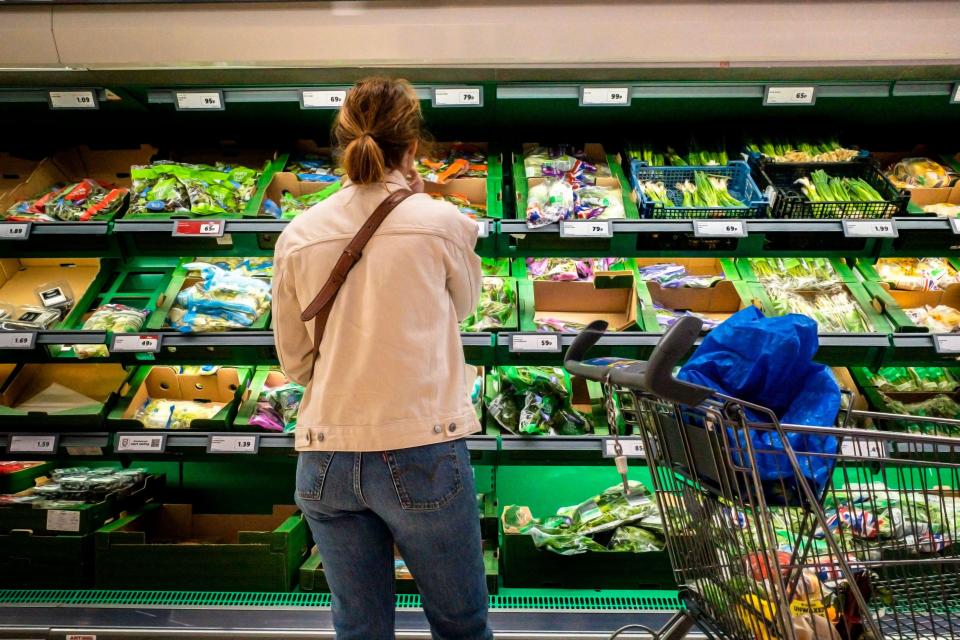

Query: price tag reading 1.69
[
  {"left": 559, "top": 220, "right": 613, "bottom": 238},
  {"left": 842, "top": 219, "right": 898, "bottom": 238},
  {"left": 510, "top": 333, "right": 562, "bottom": 353},
  {"left": 0, "top": 332, "right": 36, "bottom": 350},
  {"left": 8, "top": 434, "right": 58, "bottom": 454},
  {"left": 208, "top": 434, "right": 260, "bottom": 454},
  {"left": 693, "top": 220, "right": 747, "bottom": 238}
]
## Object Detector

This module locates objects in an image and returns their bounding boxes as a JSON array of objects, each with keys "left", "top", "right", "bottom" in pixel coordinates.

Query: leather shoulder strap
[{"left": 299, "top": 188, "right": 415, "bottom": 358}]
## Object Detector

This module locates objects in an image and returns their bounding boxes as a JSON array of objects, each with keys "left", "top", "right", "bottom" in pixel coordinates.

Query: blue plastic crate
[{"left": 631, "top": 160, "right": 768, "bottom": 219}]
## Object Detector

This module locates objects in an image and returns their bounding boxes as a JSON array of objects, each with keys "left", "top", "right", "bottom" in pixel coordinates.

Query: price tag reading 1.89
[{"left": 510, "top": 333, "right": 562, "bottom": 353}]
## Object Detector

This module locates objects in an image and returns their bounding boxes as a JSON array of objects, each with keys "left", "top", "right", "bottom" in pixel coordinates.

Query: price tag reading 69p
[
  {"left": 173, "top": 220, "right": 225, "bottom": 237},
  {"left": 693, "top": 220, "right": 747, "bottom": 238},
  {"left": 510, "top": 333, "right": 562, "bottom": 353}
]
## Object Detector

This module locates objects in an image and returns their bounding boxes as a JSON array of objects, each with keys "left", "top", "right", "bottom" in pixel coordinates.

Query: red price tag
[{"left": 172, "top": 220, "right": 225, "bottom": 237}]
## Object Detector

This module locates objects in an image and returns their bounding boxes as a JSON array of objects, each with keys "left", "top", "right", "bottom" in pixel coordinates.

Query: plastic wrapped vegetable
[
  {"left": 764, "top": 285, "right": 873, "bottom": 333},
  {"left": 250, "top": 381, "right": 303, "bottom": 433},
  {"left": 461, "top": 277, "right": 515, "bottom": 332},
  {"left": 501, "top": 482, "right": 663, "bottom": 555},
  {"left": 417, "top": 143, "right": 487, "bottom": 183},
  {"left": 654, "top": 306, "right": 721, "bottom": 332},
  {"left": 263, "top": 182, "right": 341, "bottom": 219},
  {"left": 429, "top": 192, "right": 487, "bottom": 218},
  {"left": 134, "top": 398, "right": 224, "bottom": 430},
  {"left": 863, "top": 367, "right": 959, "bottom": 393},
  {"left": 904, "top": 305, "right": 960, "bottom": 333},
  {"left": 168, "top": 262, "right": 271, "bottom": 333},
  {"left": 535, "top": 318, "right": 588, "bottom": 333},
  {"left": 522, "top": 145, "right": 610, "bottom": 180},
  {"left": 525, "top": 257, "right": 622, "bottom": 282},
  {"left": 885, "top": 157, "right": 957, "bottom": 189},
  {"left": 285, "top": 155, "right": 341, "bottom": 183},
  {"left": 637, "top": 262, "right": 724, "bottom": 288},
  {"left": 874, "top": 257, "right": 960, "bottom": 291},
  {"left": 74, "top": 304, "right": 149, "bottom": 359},
  {"left": 749, "top": 257, "right": 841, "bottom": 291},
  {"left": 486, "top": 367, "right": 592, "bottom": 436},
  {"left": 6, "top": 179, "right": 128, "bottom": 223},
  {"left": 526, "top": 175, "right": 575, "bottom": 227},
  {"left": 194, "top": 257, "right": 274, "bottom": 278},
  {"left": 129, "top": 161, "right": 262, "bottom": 216}
]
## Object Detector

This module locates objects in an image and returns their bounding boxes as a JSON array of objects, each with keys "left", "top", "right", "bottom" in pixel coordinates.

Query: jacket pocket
[
  {"left": 296, "top": 451, "right": 335, "bottom": 501},
  {"left": 385, "top": 441, "right": 464, "bottom": 511}
]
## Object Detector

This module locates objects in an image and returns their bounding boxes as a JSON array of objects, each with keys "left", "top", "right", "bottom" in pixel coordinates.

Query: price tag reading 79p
[{"left": 560, "top": 220, "right": 613, "bottom": 238}]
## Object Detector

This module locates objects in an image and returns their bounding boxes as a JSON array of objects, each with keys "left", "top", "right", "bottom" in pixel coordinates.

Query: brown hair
[{"left": 333, "top": 77, "right": 423, "bottom": 185}]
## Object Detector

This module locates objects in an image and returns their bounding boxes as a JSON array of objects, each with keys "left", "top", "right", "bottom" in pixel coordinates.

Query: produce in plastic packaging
[
  {"left": 74, "top": 303, "right": 149, "bottom": 359},
  {"left": 637, "top": 262, "right": 724, "bottom": 288},
  {"left": 486, "top": 367, "right": 592, "bottom": 436},
  {"left": 764, "top": 285, "right": 873, "bottom": 333},
  {"left": 745, "top": 139, "right": 859, "bottom": 163},
  {"left": 134, "top": 398, "right": 224, "bottom": 430},
  {"left": 923, "top": 202, "right": 960, "bottom": 217},
  {"left": 749, "top": 257, "right": 841, "bottom": 291},
  {"left": 522, "top": 145, "right": 611, "bottom": 180},
  {"left": 461, "top": 277, "right": 515, "bottom": 332},
  {"left": 526, "top": 176, "right": 575, "bottom": 227},
  {"left": 863, "top": 367, "right": 959, "bottom": 393},
  {"left": 885, "top": 157, "right": 957, "bottom": 189},
  {"left": 873, "top": 257, "right": 960, "bottom": 291},
  {"left": 418, "top": 143, "right": 487, "bottom": 183},
  {"left": 0, "top": 466, "right": 148, "bottom": 506},
  {"left": 263, "top": 182, "right": 341, "bottom": 219},
  {"left": 285, "top": 155, "right": 341, "bottom": 183},
  {"left": 904, "top": 305, "right": 960, "bottom": 333},
  {"left": 168, "top": 262, "right": 271, "bottom": 333},
  {"left": 129, "top": 161, "right": 263, "bottom": 216},
  {"left": 5, "top": 179, "right": 128, "bottom": 222},
  {"left": 535, "top": 318, "right": 589, "bottom": 333},
  {"left": 0, "top": 305, "right": 61, "bottom": 330},
  {"left": 250, "top": 380, "right": 303, "bottom": 433},
  {"left": 501, "top": 482, "right": 663, "bottom": 555},
  {"left": 525, "top": 257, "right": 622, "bottom": 282},
  {"left": 193, "top": 257, "right": 274, "bottom": 278},
  {"left": 429, "top": 192, "right": 487, "bottom": 218},
  {"left": 654, "top": 306, "right": 722, "bottom": 332}
]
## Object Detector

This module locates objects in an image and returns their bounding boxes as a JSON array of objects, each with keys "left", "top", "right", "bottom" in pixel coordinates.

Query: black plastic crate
[{"left": 756, "top": 160, "right": 908, "bottom": 219}]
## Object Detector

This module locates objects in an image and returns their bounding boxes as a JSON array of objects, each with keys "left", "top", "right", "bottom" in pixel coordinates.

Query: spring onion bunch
[
  {"left": 629, "top": 144, "right": 728, "bottom": 167},
  {"left": 746, "top": 139, "right": 859, "bottom": 163},
  {"left": 640, "top": 171, "right": 745, "bottom": 209},
  {"left": 795, "top": 169, "right": 885, "bottom": 216}
]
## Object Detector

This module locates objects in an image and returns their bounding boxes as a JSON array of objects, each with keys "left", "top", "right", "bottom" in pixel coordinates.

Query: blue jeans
[{"left": 295, "top": 439, "right": 493, "bottom": 640}]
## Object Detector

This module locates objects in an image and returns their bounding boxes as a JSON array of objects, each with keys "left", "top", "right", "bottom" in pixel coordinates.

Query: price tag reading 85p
[
  {"left": 510, "top": 333, "right": 562, "bottom": 353},
  {"left": 693, "top": 220, "right": 747, "bottom": 238}
]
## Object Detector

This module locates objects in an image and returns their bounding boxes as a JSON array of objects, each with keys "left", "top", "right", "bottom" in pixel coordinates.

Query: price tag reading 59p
[{"left": 510, "top": 333, "right": 562, "bottom": 353}]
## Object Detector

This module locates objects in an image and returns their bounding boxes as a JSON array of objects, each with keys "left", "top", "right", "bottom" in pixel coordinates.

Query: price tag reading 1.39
[
  {"left": 559, "top": 220, "right": 613, "bottom": 238},
  {"left": 173, "top": 220, "right": 225, "bottom": 237},
  {"left": 842, "top": 219, "right": 898, "bottom": 238},
  {"left": 208, "top": 434, "right": 260, "bottom": 454},
  {"left": 510, "top": 333, "right": 562, "bottom": 353},
  {"left": 693, "top": 220, "right": 747, "bottom": 238}
]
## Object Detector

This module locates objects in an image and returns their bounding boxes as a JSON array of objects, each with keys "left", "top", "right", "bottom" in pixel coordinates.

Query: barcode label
[
  {"left": 47, "top": 509, "right": 81, "bottom": 532},
  {"left": 115, "top": 433, "right": 167, "bottom": 453}
]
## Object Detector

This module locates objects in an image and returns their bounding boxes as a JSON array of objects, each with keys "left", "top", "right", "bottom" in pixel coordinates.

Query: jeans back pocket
[
  {"left": 385, "top": 441, "right": 464, "bottom": 511},
  {"left": 296, "top": 451, "right": 335, "bottom": 501}
]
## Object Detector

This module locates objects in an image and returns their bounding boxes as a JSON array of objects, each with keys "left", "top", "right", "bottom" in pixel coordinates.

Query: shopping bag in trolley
[{"left": 676, "top": 307, "right": 841, "bottom": 499}]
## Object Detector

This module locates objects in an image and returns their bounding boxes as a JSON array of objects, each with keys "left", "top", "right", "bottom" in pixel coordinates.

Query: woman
[{"left": 272, "top": 77, "right": 491, "bottom": 640}]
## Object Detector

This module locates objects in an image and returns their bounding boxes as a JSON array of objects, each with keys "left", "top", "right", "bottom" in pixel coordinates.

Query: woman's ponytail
[{"left": 343, "top": 132, "right": 386, "bottom": 184}]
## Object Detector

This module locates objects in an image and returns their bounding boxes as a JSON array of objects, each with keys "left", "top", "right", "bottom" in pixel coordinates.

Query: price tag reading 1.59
[
  {"left": 693, "top": 220, "right": 747, "bottom": 238},
  {"left": 8, "top": 434, "right": 58, "bottom": 454},
  {"left": 208, "top": 434, "right": 260, "bottom": 454},
  {"left": 842, "top": 219, "right": 898, "bottom": 238},
  {"left": 559, "top": 220, "right": 613, "bottom": 238},
  {"left": 510, "top": 333, "right": 562, "bottom": 353}
]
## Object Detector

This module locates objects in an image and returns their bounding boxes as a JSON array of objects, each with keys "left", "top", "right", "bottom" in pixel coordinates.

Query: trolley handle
[{"left": 564, "top": 316, "right": 713, "bottom": 406}]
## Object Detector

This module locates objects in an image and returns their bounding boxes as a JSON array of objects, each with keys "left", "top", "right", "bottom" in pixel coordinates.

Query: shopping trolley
[{"left": 564, "top": 316, "right": 960, "bottom": 640}]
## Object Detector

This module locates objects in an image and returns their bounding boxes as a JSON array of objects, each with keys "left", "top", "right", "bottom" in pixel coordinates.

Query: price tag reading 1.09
[
  {"left": 603, "top": 438, "right": 645, "bottom": 458},
  {"left": 175, "top": 91, "right": 223, "bottom": 110},
  {"left": 300, "top": 90, "right": 347, "bottom": 109},
  {"left": 580, "top": 87, "right": 631, "bottom": 106},
  {"left": 842, "top": 219, "right": 898, "bottom": 238},
  {"left": 173, "top": 219, "right": 225, "bottom": 237},
  {"left": 559, "top": 220, "right": 613, "bottom": 238},
  {"left": 693, "top": 220, "right": 747, "bottom": 238},
  {"left": 111, "top": 334, "right": 162, "bottom": 353},
  {"left": 208, "top": 434, "right": 260, "bottom": 454},
  {"left": 764, "top": 86, "right": 817, "bottom": 106},
  {"left": 0, "top": 223, "right": 31, "bottom": 240},
  {"left": 48, "top": 90, "right": 98, "bottom": 110},
  {"left": 8, "top": 434, "right": 58, "bottom": 454},
  {"left": 510, "top": 333, "right": 562, "bottom": 353}
]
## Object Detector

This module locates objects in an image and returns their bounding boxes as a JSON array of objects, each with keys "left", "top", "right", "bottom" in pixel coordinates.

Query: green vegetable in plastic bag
[
  {"left": 74, "top": 303, "right": 149, "bottom": 359},
  {"left": 460, "top": 277, "right": 515, "bottom": 332},
  {"left": 485, "top": 367, "right": 592, "bottom": 436}
]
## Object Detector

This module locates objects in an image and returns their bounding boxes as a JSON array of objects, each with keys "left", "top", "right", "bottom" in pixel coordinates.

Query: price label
[
  {"left": 47, "top": 509, "right": 81, "bottom": 533},
  {"left": 208, "top": 434, "right": 260, "bottom": 454},
  {"left": 173, "top": 219, "right": 225, "bottom": 237},
  {"left": 580, "top": 87, "right": 631, "bottom": 106},
  {"left": 48, "top": 90, "right": 98, "bottom": 110},
  {"left": 0, "top": 332, "right": 36, "bottom": 349},
  {"left": 603, "top": 438, "right": 645, "bottom": 458},
  {"left": 842, "top": 219, "right": 897, "bottom": 238},
  {"left": 66, "top": 635, "right": 97, "bottom": 640},
  {"left": 693, "top": 220, "right": 747, "bottom": 238},
  {"left": 510, "top": 333, "right": 562, "bottom": 353},
  {"left": 559, "top": 220, "right": 613, "bottom": 238},
  {"left": 175, "top": 91, "right": 223, "bottom": 110},
  {"left": 764, "top": 86, "right": 817, "bottom": 106},
  {"left": 300, "top": 90, "right": 347, "bottom": 109},
  {"left": 934, "top": 334, "right": 960, "bottom": 354},
  {"left": 951, "top": 82, "right": 960, "bottom": 105},
  {"left": 432, "top": 88, "right": 483, "bottom": 107},
  {"left": 950, "top": 218, "right": 960, "bottom": 235},
  {"left": 111, "top": 333, "right": 162, "bottom": 353},
  {"left": 8, "top": 434, "right": 58, "bottom": 454},
  {"left": 0, "top": 223, "right": 31, "bottom": 240},
  {"left": 474, "top": 219, "right": 490, "bottom": 239},
  {"left": 115, "top": 433, "right": 167, "bottom": 453},
  {"left": 840, "top": 438, "right": 885, "bottom": 459}
]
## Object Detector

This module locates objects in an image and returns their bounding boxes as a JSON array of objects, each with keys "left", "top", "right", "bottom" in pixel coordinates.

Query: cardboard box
[
  {"left": 0, "top": 152, "right": 41, "bottom": 200},
  {"left": 849, "top": 366, "right": 960, "bottom": 436},
  {"left": 0, "top": 145, "right": 156, "bottom": 220},
  {"left": 108, "top": 365, "right": 250, "bottom": 431},
  {"left": 95, "top": 503, "right": 309, "bottom": 592},
  {"left": 260, "top": 171, "right": 341, "bottom": 218},
  {"left": 639, "top": 280, "right": 759, "bottom": 332},
  {"left": 520, "top": 271, "right": 639, "bottom": 332},
  {"left": 0, "top": 363, "right": 129, "bottom": 428},
  {"left": 867, "top": 281, "right": 960, "bottom": 333},
  {"left": 0, "top": 530, "right": 93, "bottom": 588},
  {"left": 906, "top": 184, "right": 960, "bottom": 212},
  {"left": 871, "top": 147, "right": 958, "bottom": 207},
  {"left": 0, "top": 258, "right": 104, "bottom": 325}
]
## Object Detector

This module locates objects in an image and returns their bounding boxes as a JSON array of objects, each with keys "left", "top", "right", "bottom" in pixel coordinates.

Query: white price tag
[
  {"left": 0, "top": 332, "right": 36, "bottom": 349},
  {"left": 300, "top": 90, "right": 347, "bottom": 109},
  {"left": 510, "top": 333, "right": 562, "bottom": 353},
  {"left": 951, "top": 82, "right": 960, "bottom": 105},
  {"left": 111, "top": 333, "right": 162, "bottom": 353},
  {"left": 0, "top": 223, "right": 31, "bottom": 240},
  {"left": 474, "top": 219, "right": 490, "bottom": 239},
  {"left": 950, "top": 218, "right": 960, "bottom": 234},
  {"left": 559, "top": 220, "right": 613, "bottom": 238},
  {"left": 693, "top": 220, "right": 747, "bottom": 237},
  {"left": 842, "top": 219, "right": 897, "bottom": 238},
  {"left": 603, "top": 438, "right": 645, "bottom": 458},
  {"left": 208, "top": 434, "right": 259, "bottom": 454},
  {"left": 580, "top": 87, "right": 631, "bottom": 106},
  {"left": 47, "top": 509, "right": 81, "bottom": 533},
  {"left": 172, "top": 219, "right": 225, "bottom": 237},
  {"left": 764, "top": 86, "right": 817, "bottom": 106},
  {"left": 8, "top": 434, "right": 58, "bottom": 454},
  {"left": 840, "top": 438, "right": 885, "bottom": 459},
  {"left": 49, "top": 90, "right": 98, "bottom": 110},
  {"left": 934, "top": 334, "right": 960, "bottom": 354},
  {"left": 115, "top": 433, "right": 167, "bottom": 453},
  {"left": 175, "top": 91, "right": 223, "bottom": 110},
  {"left": 66, "top": 635, "right": 97, "bottom": 640},
  {"left": 433, "top": 88, "right": 482, "bottom": 107}
]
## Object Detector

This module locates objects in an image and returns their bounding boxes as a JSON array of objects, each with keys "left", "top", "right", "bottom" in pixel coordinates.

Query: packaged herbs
[
  {"left": 0, "top": 466, "right": 148, "bottom": 506},
  {"left": 263, "top": 182, "right": 341, "bottom": 219},
  {"left": 5, "top": 179, "right": 128, "bottom": 222},
  {"left": 129, "top": 161, "right": 262, "bottom": 216},
  {"left": 486, "top": 367, "right": 592, "bottom": 436},
  {"left": 461, "top": 277, "right": 515, "bottom": 332}
]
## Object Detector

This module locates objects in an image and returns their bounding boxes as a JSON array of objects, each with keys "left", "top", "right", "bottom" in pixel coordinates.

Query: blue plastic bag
[{"left": 678, "top": 306, "right": 840, "bottom": 497}]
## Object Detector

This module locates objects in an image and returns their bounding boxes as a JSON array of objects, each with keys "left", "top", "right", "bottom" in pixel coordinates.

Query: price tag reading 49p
[
  {"left": 842, "top": 219, "right": 897, "bottom": 238},
  {"left": 560, "top": 220, "right": 612, "bottom": 238},
  {"left": 510, "top": 333, "right": 562, "bottom": 353},
  {"left": 693, "top": 220, "right": 746, "bottom": 238},
  {"left": 208, "top": 434, "right": 260, "bottom": 454},
  {"left": 111, "top": 334, "right": 162, "bottom": 353},
  {"left": 173, "top": 220, "right": 225, "bottom": 237}
]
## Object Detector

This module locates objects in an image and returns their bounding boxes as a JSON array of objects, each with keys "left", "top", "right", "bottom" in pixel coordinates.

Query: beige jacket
[{"left": 273, "top": 170, "right": 482, "bottom": 452}]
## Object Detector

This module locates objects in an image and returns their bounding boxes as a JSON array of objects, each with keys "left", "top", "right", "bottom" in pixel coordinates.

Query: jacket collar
[{"left": 340, "top": 169, "right": 410, "bottom": 190}]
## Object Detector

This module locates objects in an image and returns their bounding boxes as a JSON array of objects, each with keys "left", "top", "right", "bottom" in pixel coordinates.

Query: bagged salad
[
  {"left": 525, "top": 257, "right": 622, "bottom": 282},
  {"left": 873, "top": 257, "right": 960, "bottom": 291},
  {"left": 485, "top": 366, "right": 593, "bottom": 436},
  {"left": 129, "top": 161, "right": 262, "bottom": 216},
  {"left": 168, "top": 262, "right": 271, "bottom": 333},
  {"left": 418, "top": 143, "right": 487, "bottom": 183},
  {"left": 461, "top": 277, "right": 515, "bottom": 332},
  {"left": 74, "top": 303, "right": 150, "bottom": 359},
  {"left": 134, "top": 398, "right": 224, "bottom": 430},
  {"left": 5, "top": 179, "right": 128, "bottom": 222},
  {"left": 250, "top": 380, "right": 304, "bottom": 433},
  {"left": 523, "top": 146, "right": 622, "bottom": 227}
]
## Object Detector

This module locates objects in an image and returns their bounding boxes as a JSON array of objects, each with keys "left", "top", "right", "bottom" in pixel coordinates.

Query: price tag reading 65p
[
  {"left": 173, "top": 220, "right": 225, "bottom": 237},
  {"left": 510, "top": 333, "right": 562, "bottom": 353}
]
